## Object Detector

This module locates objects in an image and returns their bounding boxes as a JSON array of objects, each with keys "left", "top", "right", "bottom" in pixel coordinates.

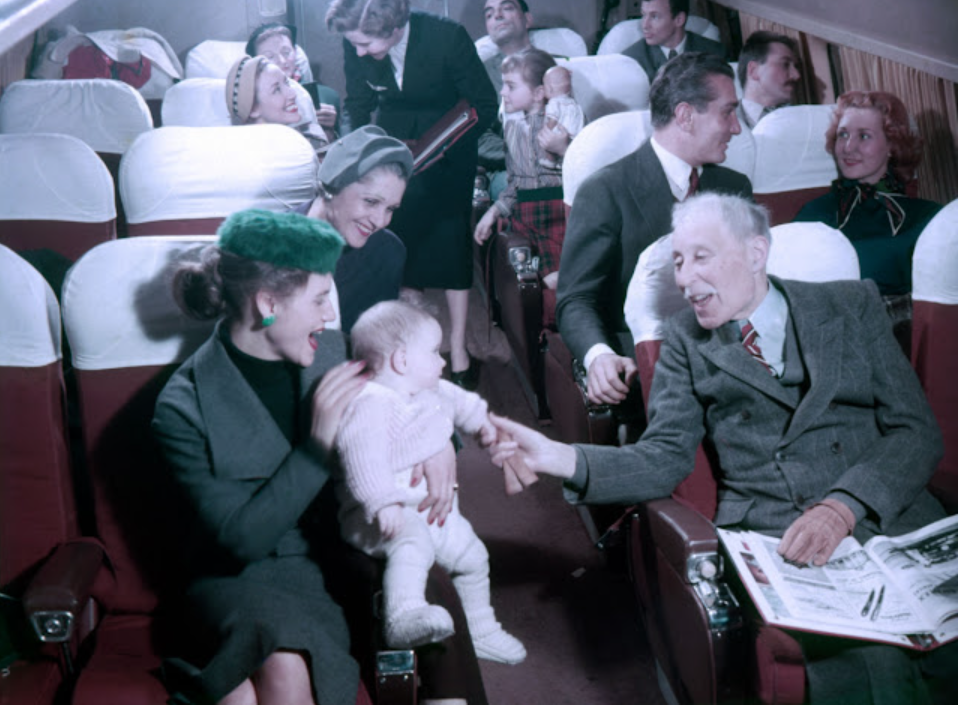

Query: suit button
[
  {"left": 796, "top": 494, "right": 806, "bottom": 505},
  {"left": 740, "top": 410, "right": 751, "bottom": 420},
  {"left": 831, "top": 442, "right": 842, "bottom": 454},
  {"left": 775, "top": 451, "right": 785, "bottom": 461},
  {"left": 828, "top": 402, "right": 838, "bottom": 411}
]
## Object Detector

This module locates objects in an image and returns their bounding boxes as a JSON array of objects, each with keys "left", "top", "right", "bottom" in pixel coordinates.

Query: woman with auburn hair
[
  {"left": 795, "top": 91, "right": 942, "bottom": 344},
  {"left": 326, "top": 0, "right": 498, "bottom": 390}
]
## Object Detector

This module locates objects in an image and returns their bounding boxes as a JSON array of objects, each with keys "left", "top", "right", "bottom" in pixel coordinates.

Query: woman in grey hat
[{"left": 294, "top": 125, "right": 412, "bottom": 333}]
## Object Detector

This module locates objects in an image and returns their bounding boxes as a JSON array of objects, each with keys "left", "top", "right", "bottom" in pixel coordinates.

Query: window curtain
[{"left": 837, "top": 46, "right": 958, "bottom": 205}]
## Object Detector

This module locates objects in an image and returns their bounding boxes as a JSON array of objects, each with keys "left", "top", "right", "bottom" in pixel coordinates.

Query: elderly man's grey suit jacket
[{"left": 571, "top": 277, "right": 945, "bottom": 541}]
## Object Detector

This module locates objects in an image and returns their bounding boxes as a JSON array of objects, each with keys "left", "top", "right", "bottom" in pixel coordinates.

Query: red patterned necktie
[
  {"left": 687, "top": 168, "right": 700, "bottom": 198},
  {"left": 741, "top": 322, "right": 774, "bottom": 375}
]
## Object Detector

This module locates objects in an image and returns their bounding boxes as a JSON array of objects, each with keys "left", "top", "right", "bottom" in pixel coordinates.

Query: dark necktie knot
[
  {"left": 687, "top": 168, "right": 700, "bottom": 198},
  {"left": 741, "top": 322, "right": 775, "bottom": 375}
]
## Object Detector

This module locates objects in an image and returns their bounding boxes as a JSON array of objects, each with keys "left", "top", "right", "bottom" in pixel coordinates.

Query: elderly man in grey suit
[
  {"left": 621, "top": 0, "right": 726, "bottom": 84},
  {"left": 492, "top": 192, "right": 952, "bottom": 703},
  {"left": 556, "top": 51, "right": 750, "bottom": 407}
]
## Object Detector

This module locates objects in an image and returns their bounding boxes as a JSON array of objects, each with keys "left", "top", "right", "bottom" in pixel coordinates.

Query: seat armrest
[
  {"left": 23, "top": 540, "right": 105, "bottom": 643},
  {"left": 644, "top": 498, "right": 722, "bottom": 582}
]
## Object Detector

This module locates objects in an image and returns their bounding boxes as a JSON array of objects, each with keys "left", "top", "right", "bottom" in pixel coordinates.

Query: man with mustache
[
  {"left": 492, "top": 191, "right": 952, "bottom": 705},
  {"left": 556, "top": 51, "right": 751, "bottom": 410},
  {"left": 737, "top": 31, "right": 802, "bottom": 130}
]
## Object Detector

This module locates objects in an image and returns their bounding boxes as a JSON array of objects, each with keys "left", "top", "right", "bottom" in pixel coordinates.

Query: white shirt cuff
[{"left": 583, "top": 343, "right": 616, "bottom": 373}]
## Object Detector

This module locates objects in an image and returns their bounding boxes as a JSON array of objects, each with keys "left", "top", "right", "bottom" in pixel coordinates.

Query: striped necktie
[{"left": 741, "top": 322, "right": 774, "bottom": 375}]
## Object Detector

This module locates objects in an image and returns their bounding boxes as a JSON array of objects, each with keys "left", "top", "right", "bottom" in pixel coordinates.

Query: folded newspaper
[{"left": 717, "top": 514, "right": 958, "bottom": 649}]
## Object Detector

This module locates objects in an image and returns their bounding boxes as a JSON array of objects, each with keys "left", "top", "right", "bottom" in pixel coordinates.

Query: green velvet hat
[{"left": 217, "top": 209, "right": 344, "bottom": 273}]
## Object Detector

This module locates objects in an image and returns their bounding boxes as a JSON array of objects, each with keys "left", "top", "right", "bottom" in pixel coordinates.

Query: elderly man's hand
[
  {"left": 778, "top": 499, "right": 856, "bottom": 566},
  {"left": 586, "top": 353, "right": 637, "bottom": 405}
]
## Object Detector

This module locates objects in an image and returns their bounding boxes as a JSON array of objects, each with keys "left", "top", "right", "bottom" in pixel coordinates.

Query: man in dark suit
[
  {"left": 556, "top": 51, "right": 751, "bottom": 406},
  {"left": 492, "top": 192, "right": 953, "bottom": 703},
  {"left": 621, "top": 0, "right": 726, "bottom": 84},
  {"left": 737, "top": 31, "right": 801, "bottom": 130}
]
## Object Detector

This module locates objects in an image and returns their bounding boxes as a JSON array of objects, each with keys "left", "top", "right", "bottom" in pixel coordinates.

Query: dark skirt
[{"left": 176, "top": 555, "right": 359, "bottom": 704}]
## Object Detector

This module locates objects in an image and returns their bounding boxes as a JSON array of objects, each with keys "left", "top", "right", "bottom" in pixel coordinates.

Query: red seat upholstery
[
  {"left": 0, "top": 134, "right": 116, "bottom": 262},
  {"left": 751, "top": 105, "right": 838, "bottom": 225},
  {"left": 622, "top": 222, "right": 861, "bottom": 704},
  {"left": 119, "top": 125, "right": 319, "bottom": 236},
  {"left": 910, "top": 200, "right": 958, "bottom": 513},
  {"left": 0, "top": 245, "right": 84, "bottom": 704}
]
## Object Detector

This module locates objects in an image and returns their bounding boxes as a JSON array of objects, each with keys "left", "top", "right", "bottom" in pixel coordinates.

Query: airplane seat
[
  {"left": 596, "top": 16, "right": 720, "bottom": 55},
  {"left": 624, "top": 221, "right": 860, "bottom": 705},
  {"left": 159, "top": 77, "right": 232, "bottom": 127},
  {"left": 0, "top": 133, "right": 116, "bottom": 263},
  {"left": 0, "top": 245, "right": 97, "bottom": 705},
  {"left": 0, "top": 78, "right": 153, "bottom": 238},
  {"left": 119, "top": 124, "right": 319, "bottom": 236},
  {"left": 910, "top": 199, "right": 958, "bottom": 513},
  {"left": 751, "top": 104, "right": 838, "bottom": 225},
  {"left": 474, "top": 27, "right": 588, "bottom": 64},
  {"left": 555, "top": 54, "right": 651, "bottom": 120}
]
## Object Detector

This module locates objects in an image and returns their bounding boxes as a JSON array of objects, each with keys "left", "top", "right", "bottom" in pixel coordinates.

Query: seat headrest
[
  {"left": 912, "top": 199, "right": 958, "bottom": 305},
  {"left": 0, "top": 245, "right": 62, "bottom": 366},
  {"left": 0, "top": 78, "right": 153, "bottom": 154},
  {"left": 118, "top": 125, "right": 319, "bottom": 225},
  {"left": 767, "top": 222, "right": 860, "bottom": 282},
  {"left": 752, "top": 105, "right": 838, "bottom": 193},
  {"left": 0, "top": 133, "right": 116, "bottom": 222},
  {"left": 475, "top": 27, "right": 589, "bottom": 63},
  {"left": 625, "top": 235, "right": 688, "bottom": 344},
  {"left": 556, "top": 55, "right": 650, "bottom": 122},
  {"left": 160, "top": 78, "right": 232, "bottom": 127},
  {"left": 563, "top": 110, "right": 651, "bottom": 206}
]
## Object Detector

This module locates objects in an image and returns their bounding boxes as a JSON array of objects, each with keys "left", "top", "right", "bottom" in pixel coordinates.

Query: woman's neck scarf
[{"left": 833, "top": 170, "right": 907, "bottom": 236}]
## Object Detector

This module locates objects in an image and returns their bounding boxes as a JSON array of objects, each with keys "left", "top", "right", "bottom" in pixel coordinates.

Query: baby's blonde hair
[{"left": 350, "top": 300, "right": 437, "bottom": 372}]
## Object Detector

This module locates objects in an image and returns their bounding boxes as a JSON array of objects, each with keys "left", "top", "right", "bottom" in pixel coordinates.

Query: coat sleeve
[
  {"left": 441, "top": 21, "right": 498, "bottom": 135},
  {"left": 827, "top": 282, "right": 943, "bottom": 530},
  {"left": 567, "top": 321, "right": 706, "bottom": 505},
  {"left": 555, "top": 168, "right": 625, "bottom": 362},
  {"left": 152, "top": 371, "right": 333, "bottom": 565}
]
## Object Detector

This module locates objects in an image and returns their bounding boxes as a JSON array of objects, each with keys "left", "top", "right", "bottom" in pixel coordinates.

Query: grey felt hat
[{"left": 319, "top": 125, "right": 414, "bottom": 192}]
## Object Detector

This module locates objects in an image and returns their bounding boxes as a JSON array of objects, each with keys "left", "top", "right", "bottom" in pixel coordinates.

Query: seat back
[
  {"left": 0, "top": 133, "right": 116, "bottom": 261},
  {"left": 474, "top": 27, "right": 588, "bottom": 64},
  {"left": 185, "top": 38, "right": 314, "bottom": 83},
  {"left": 119, "top": 124, "right": 319, "bottom": 235},
  {"left": 910, "top": 200, "right": 958, "bottom": 512},
  {"left": 596, "top": 16, "right": 720, "bottom": 54},
  {"left": 0, "top": 245, "right": 76, "bottom": 591},
  {"left": 684, "top": 16, "right": 721, "bottom": 42},
  {"left": 752, "top": 105, "right": 838, "bottom": 224},
  {"left": 563, "top": 110, "right": 652, "bottom": 208},
  {"left": 61, "top": 237, "right": 219, "bottom": 616},
  {"left": 556, "top": 55, "right": 651, "bottom": 122},
  {"left": 160, "top": 77, "right": 232, "bottom": 127}
]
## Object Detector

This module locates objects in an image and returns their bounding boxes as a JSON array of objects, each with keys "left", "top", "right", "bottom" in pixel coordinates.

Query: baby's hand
[
  {"left": 477, "top": 416, "right": 498, "bottom": 448},
  {"left": 377, "top": 504, "right": 405, "bottom": 540}
]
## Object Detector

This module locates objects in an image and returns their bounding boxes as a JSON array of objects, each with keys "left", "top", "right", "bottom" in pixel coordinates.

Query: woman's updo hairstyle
[
  {"left": 173, "top": 209, "right": 344, "bottom": 321},
  {"left": 325, "top": 0, "right": 410, "bottom": 39}
]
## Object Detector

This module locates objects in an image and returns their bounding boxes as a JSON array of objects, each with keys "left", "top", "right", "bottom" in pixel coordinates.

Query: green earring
[{"left": 262, "top": 314, "right": 276, "bottom": 327}]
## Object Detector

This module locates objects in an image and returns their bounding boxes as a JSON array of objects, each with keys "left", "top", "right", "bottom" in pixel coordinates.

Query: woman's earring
[{"left": 262, "top": 314, "right": 276, "bottom": 327}]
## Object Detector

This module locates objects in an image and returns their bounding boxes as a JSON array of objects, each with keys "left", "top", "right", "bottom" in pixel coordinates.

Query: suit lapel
[
  {"left": 630, "top": 142, "right": 673, "bottom": 236},
  {"left": 698, "top": 322, "right": 797, "bottom": 407},
  {"left": 779, "top": 279, "right": 844, "bottom": 445}
]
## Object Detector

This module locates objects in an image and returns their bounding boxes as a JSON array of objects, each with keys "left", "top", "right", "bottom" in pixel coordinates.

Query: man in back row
[
  {"left": 737, "top": 31, "right": 802, "bottom": 129},
  {"left": 622, "top": 0, "right": 726, "bottom": 84},
  {"left": 556, "top": 51, "right": 750, "bottom": 406},
  {"left": 494, "top": 192, "right": 953, "bottom": 704}
]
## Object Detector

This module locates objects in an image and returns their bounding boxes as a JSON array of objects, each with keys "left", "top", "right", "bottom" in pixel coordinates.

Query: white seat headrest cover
[
  {"left": 556, "top": 55, "right": 650, "bottom": 122},
  {"left": 0, "top": 133, "right": 116, "bottom": 222},
  {"left": 625, "top": 235, "right": 688, "bottom": 345},
  {"left": 0, "top": 244, "right": 62, "bottom": 366},
  {"left": 119, "top": 125, "right": 319, "bottom": 224},
  {"left": 185, "top": 40, "right": 313, "bottom": 83},
  {"left": 475, "top": 27, "right": 588, "bottom": 63},
  {"left": 596, "top": 19, "right": 643, "bottom": 55},
  {"left": 564, "top": 110, "right": 651, "bottom": 206},
  {"left": 684, "top": 16, "right": 721, "bottom": 42},
  {"left": 161, "top": 78, "right": 232, "bottom": 127},
  {"left": 767, "top": 222, "right": 860, "bottom": 282},
  {"left": 912, "top": 199, "right": 958, "bottom": 305},
  {"left": 752, "top": 105, "right": 838, "bottom": 193},
  {"left": 721, "top": 122, "right": 755, "bottom": 181},
  {"left": 0, "top": 79, "right": 153, "bottom": 154}
]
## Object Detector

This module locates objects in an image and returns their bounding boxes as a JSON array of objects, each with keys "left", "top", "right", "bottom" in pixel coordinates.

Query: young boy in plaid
[{"left": 473, "top": 47, "right": 573, "bottom": 328}]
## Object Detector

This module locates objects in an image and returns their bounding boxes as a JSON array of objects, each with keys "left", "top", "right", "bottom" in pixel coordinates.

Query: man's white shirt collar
[
  {"left": 651, "top": 136, "right": 699, "bottom": 202},
  {"left": 738, "top": 282, "right": 788, "bottom": 376},
  {"left": 658, "top": 35, "right": 687, "bottom": 59}
]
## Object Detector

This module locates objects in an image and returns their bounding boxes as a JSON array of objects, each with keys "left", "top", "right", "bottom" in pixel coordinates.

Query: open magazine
[{"left": 717, "top": 514, "right": 958, "bottom": 650}]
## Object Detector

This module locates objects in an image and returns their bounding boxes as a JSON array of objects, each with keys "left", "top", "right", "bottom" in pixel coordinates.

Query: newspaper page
[{"left": 718, "top": 517, "right": 959, "bottom": 647}]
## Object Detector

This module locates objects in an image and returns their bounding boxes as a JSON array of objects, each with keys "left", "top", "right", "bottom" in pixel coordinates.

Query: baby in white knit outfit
[{"left": 335, "top": 300, "right": 526, "bottom": 664}]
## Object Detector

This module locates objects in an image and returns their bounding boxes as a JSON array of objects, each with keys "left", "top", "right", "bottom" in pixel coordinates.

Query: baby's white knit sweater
[{"left": 336, "top": 379, "right": 489, "bottom": 523}]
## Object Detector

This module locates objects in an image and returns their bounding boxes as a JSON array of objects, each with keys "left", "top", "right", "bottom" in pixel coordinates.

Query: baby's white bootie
[
  {"left": 472, "top": 627, "right": 527, "bottom": 665},
  {"left": 384, "top": 604, "right": 455, "bottom": 649}
]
